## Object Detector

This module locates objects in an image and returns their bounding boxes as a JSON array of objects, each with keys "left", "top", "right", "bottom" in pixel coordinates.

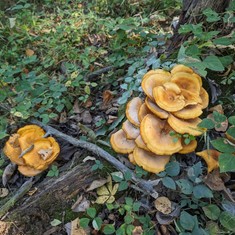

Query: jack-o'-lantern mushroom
[
  {"left": 196, "top": 149, "right": 220, "bottom": 172},
  {"left": 179, "top": 139, "right": 197, "bottom": 154},
  {"left": 110, "top": 129, "right": 136, "bottom": 154},
  {"left": 125, "top": 97, "right": 143, "bottom": 127},
  {"left": 22, "top": 137, "right": 60, "bottom": 171},
  {"left": 135, "top": 135, "right": 149, "bottom": 151},
  {"left": 172, "top": 104, "right": 203, "bottom": 120},
  {"left": 153, "top": 82, "right": 185, "bottom": 112},
  {"left": 3, "top": 125, "right": 60, "bottom": 177},
  {"left": 138, "top": 103, "right": 152, "bottom": 122},
  {"left": 133, "top": 147, "right": 171, "bottom": 173},
  {"left": 140, "top": 114, "right": 182, "bottom": 155},
  {"left": 122, "top": 120, "right": 140, "bottom": 140},
  {"left": 199, "top": 87, "right": 209, "bottom": 109},
  {"left": 141, "top": 69, "right": 171, "bottom": 100},
  {"left": 168, "top": 114, "right": 204, "bottom": 136},
  {"left": 171, "top": 72, "right": 201, "bottom": 95}
]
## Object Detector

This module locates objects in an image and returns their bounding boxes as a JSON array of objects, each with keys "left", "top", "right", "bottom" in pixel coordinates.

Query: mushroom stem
[
  {"left": 31, "top": 120, "right": 157, "bottom": 196},
  {"left": 18, "top": 145, "right": 34, "bottom": 158}
]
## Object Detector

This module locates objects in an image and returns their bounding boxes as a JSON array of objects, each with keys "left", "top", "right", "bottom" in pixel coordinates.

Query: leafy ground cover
[{"left": 0, "top": 0, "right": 235, "bottom": 234}]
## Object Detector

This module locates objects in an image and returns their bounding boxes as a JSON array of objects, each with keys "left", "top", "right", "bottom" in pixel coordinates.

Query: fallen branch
[
  {"left": 32, "top": 120, "right": 157, "bottom": 196},
  {"left": 85, "top": 66, "right": 114, "bottom": 81},
  {"left": 0, "top": 178, "right": 33, "bottom": 218}
]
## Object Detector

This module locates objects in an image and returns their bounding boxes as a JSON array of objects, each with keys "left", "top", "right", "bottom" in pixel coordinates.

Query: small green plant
[{"left": 47, "top": 165, "right": 59, "bottom": 177}]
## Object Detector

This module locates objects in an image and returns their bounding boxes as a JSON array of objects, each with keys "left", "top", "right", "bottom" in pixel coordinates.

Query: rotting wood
[{"left": 31, "top": 119, "right": 157, "bottom": 196}]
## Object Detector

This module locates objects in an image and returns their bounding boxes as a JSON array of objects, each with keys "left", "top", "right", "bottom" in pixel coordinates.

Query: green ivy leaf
[
  {"left": 228, "top": 116, "right": 235, "bottom": 125},
  {"left": 103, "top": 224, "right": 116, "bottom": 234},
  {"left": 165, "top": 161, "right": 180, "bottom": 177},
  {"left": 202, "top": 204, "right": 221, "bottom": 220},
  {"left": 79, "top": 218, "right": 90, "bottom": 228},
  {"left": 87, "top": 207, "right": 96, "bottom": 219},
  {"left": 219, "top": 153, "right": 235, "bottom": 173},
  {"left": 162, "top": 177, "right": 176, "bottom": 190},
  {"left": 211, "top": 138, "right": 235, "bottom": 153},
  {"left": 193, "top": 184, "right": 213, "bottom": 199},
  {"left": 124, "top": 214, "right": 134, "bottom": 224},
  {"left": 203, "top": 55, "right": 224, "bottom": 72},
  {"left": 213, "top": 111, "right": 227, "bottom": 123},
  {"left": 118, "top": 181, "right": 128, "bottom": 191},
  {"left": 180, "top": 211, "right": 195, "bottom": 231},
  {"left": 176, "top": 179, "right": 193, "bottom": 195},
  {"left": 92, "top": 217, "right": 102, "bottom": 230},
  {"left": 219, "top": 211, "right": 235, "bottom": 232}
]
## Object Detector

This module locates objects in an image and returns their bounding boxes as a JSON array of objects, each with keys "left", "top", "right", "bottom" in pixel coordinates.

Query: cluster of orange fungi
[
  {"left": 111, "top": 64, "right": 210, "bottom": 173},
  {"left": 3, "top": 125, "right": 60, "bottom": 177}
]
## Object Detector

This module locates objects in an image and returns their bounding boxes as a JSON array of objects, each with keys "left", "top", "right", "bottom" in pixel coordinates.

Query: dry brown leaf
[
  {"left": 132, "top": 226, "right": 143, "bottom": 235},
  {"left": 86, "top": 178, "right": 108, "bottom": 192},
  {"left": 0, "top": 221, "right": 10, "bottom": 234},
  {"left": 204, "top": 170, "right": 225, "bottom": 191},
  {"left": 27, "top": 187, "right": 38, "bottom": 196},
  {"left": 65, "top": 218, "right": 88, "bottom": 235},
  {"left": 2, "top": 163, "right": 17, "bottom": 186},
  {"left": 107, "top": 115, "right": 117, "bottom": 124},
  {"left": 0, "top": 188, "right": 9, "bottom": 198},
  {"left": 81, "top": 111, "right": 92, "bottom": 124},
  {"left": 154, "top": 197, "right": 172, "bottom": 215},
  {"left": 25, "top": 49, "right": 35, "bottom": 56},
  {"left": 71, "top": 195, "right": 90, "bottom": 213},
  {"left": 159, "top": 225, "right": 170, "bottom": 235},
  {"left": 59, "top": 111, "right": 67, "bottom": 123},
  {"left": 103, "top": 90, "right": 114, "bottom": 106},
  {"left": 84, "top": 99, "right": 93, "bottom": 108},
  {"left": 38, "top": 148, "right": 53, "bottom": 160}
]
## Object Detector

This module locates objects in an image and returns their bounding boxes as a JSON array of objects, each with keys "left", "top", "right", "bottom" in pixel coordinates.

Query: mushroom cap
[
  {"left": 179, "top": 139, "right": 197, "bottom": 154},
  {"left": 17, "top": 125, "right": 45, "bottom": 136},
  {"left": 196, "top": 149, "right": 220, "bottom": 172},
  {"left": 110, "top": 129, "right": 136, "bottom": 154},
  {"left": 145, "top": 97, "right": 169, "bottom": 119},
  {"left": 135, "top": 135, "right": 149, "bottom": 151},
  {"left": 181, "top": 89, "right": 202, "bottom": 106},
  {"left": 22, "top": 137, "right": 60, "bottom": 170},
  {"left": 128, "top": 153, "right": 136, "bottom": 165},
  {"left": 18, "top": 165, "right": 43, "bottom": 177},
  {"left": 153, "top": 82, "right": 185, "bottom": 112},
  {"left": 141, "top": 70, "right": 171, "bottom": 100},
  {"left": 125, "top": 97, "right": 143, "bottom": 127},
  {"left": 168, "top": 114, "right": 204, "bottom": 136},
  {"left": 192, "top": 73, "right": 203, "bottom": 86},
  {"left": 199, "top": 87, "right": 209, "bottom": 109},
  {"left": 122, "top": 120, "right": 140, "bottom": 140},
  {"left": 171, "top": 72, "right": 201, "bottom": 95},
  {"left": 133, "top": 147, "right": 170, "bottom": 173},
  {"left": 172, "top": 104, "right": 203, "bottom": 119},
  {"left": 171, "top": 64, "right": 194, "bottom": 75},
  {"left": 140, "top": 114, "right": 182, "bottom": 155},
  {"left": 3, "top": 134, "right": 24, "bottom": 165},
  {"left": 18, "top": 128, "right": 46, "bottom": 151},
  {"left": 138, "top": 103, "right": 152, "bottom": 122}
]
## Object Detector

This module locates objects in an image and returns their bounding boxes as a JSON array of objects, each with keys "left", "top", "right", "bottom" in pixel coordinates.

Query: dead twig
[{"left": 31, "top": 120, "right": 157, "bottom": 196}]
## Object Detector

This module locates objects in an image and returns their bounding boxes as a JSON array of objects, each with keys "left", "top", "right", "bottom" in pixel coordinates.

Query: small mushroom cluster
[
  {"left": 110, "top": 65, "right": 209, "bottom": 173},
  {"left": 3, "top": 125, "right": 60, "bottom": 177}
]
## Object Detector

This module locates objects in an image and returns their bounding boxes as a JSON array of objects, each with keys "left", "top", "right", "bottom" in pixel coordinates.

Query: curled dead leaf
[
  {"left": 25, "top": 49, "right": 35, "bottom": 56},
  {"left": 71, "top": 195, "right": 90, "bottom": 213},
  {"left": 2, "top": 163, "right": 17, "bottom": 186},
  {"left": 86, "top": 178, "right": 108, "bottom": 192},
  {"left": 0, "top": 188, "right": 9, "bottom": 198},
  {"left": 154, "top": 197, "right": 172, "bottom": 215}
]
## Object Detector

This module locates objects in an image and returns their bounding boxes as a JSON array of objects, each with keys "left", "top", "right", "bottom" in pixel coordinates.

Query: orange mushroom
[
  {"left": 171, "top": 72, "right": 201, "bottom": 95},
  {"left": 18, "top": 165, "right": 43, "bottom": 177},
  {"left": 171, "top": 64, "right": 194, "bottom": 75},
  {"left": 181, "top": 89, "right": 202, "bottom": 106},
  {"left": 135, "top": 135, "right": 149, "bottom": 151},
  {"left": 168, "top": 114, "right": 204, "bottom": 136},
  {"left": 140, "top": 114, "right": 182, "bottom": 155},
  {"left": 110, "top": 129, "right": 136, "bottom": 154},
  {"left": 179, "top": 139, "right": 197, "bottom": 154},
  {"left": 196, "top": 149, "right": 220, "bottom": 172},
  {"left": 125, "top": 97, "right": 143, "bottom": 127},
  {"left": 22, "top": 137, "right": 60, "bottom": 171},
  {"left": 122, "top": 120, "right": 140, "bottom": 140},
  {"left": 133, "top": 147, "right": 171, "bottom": 173},
  {"left": 153, "top": 82, "right": 185, "bottom": 112},
  {"left": 199, "top": 87, "right": 209, "bottom": 109},
  {"left": 138, "top": 103, "right": 152, "bottom": 122},
  {"left": 128, "top": 153, "right": 136, "bottom": 165},
  {"left": 145, "top": 97, "right": 169, "bottom": 119},
  {"left": 141, "top": 69, "right": 171, "bottom": 100},
  {"left": 172, "top": 104, "right": 203, "bottom": 120}
]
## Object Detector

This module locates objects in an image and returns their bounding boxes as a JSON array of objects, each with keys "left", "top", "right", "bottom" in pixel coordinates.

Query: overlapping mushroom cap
[
  {"left": 110, "top": 64, "right": 210, "bottom": 173},
  {"left": 3, "top": 125, "right": 60, "bottom": 177}
]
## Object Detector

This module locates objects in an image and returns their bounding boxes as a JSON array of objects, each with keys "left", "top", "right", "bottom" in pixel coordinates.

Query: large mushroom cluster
[
  {"left": 3, "top": 125, "right": 60, "bottom": 177},
  {"left": 110, "top": 65, "right": 209, "bottom": 173}
]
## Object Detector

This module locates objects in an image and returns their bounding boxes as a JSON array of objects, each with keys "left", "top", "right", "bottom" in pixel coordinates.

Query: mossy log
[{"left": 5, "top": 162, "right": 97, "bottom": 235}]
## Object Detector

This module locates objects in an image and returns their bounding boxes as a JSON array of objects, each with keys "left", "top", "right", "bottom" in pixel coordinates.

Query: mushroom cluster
[
  {"left": 3, "top": 125, "right": 60, "bottom": 177},
  {"left": 110, "top": 65, "right": 209, "bottom": 173}
]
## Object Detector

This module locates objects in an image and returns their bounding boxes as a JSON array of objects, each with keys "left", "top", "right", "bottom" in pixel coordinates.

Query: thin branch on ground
[{"left": 31, "top": 120, "right": 157, "bottom": 196}]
